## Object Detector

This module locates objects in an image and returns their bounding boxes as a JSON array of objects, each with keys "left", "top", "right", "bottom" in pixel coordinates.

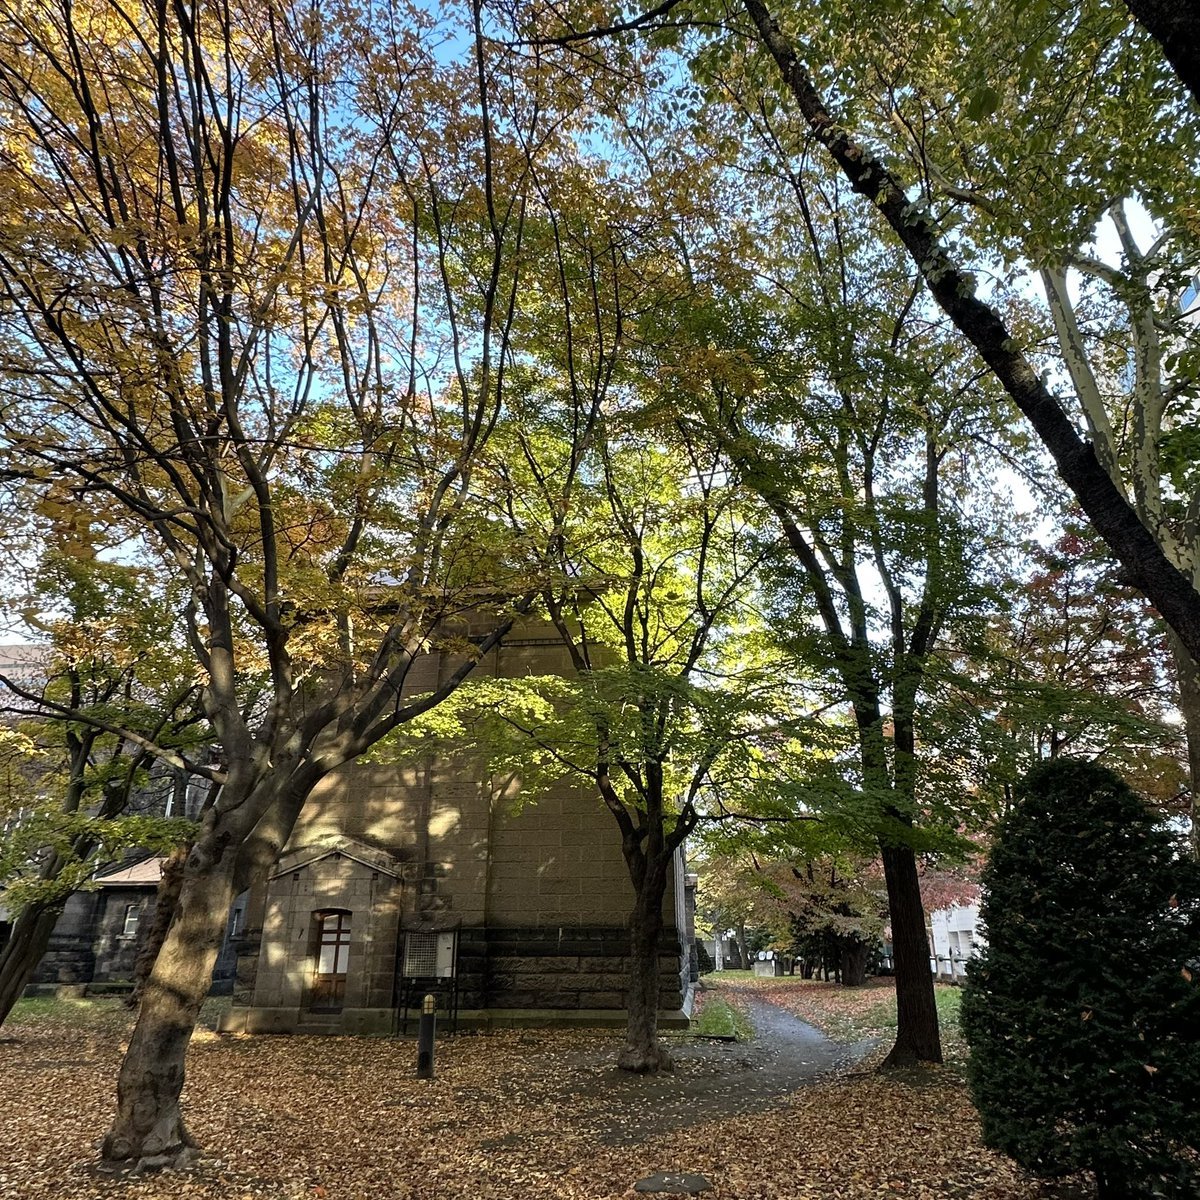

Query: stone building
[
  {"left": 26, "top": 856, "right": 160, "bottom": 988},
  {"left": 21, "top": 854, "right": 244, "bottom": 993},
  {"left": 13, "top": 758, "right": 236, "bottom": 995},
  {"left": 220, "top": 621, "right": 694, "bottom": 1035}
]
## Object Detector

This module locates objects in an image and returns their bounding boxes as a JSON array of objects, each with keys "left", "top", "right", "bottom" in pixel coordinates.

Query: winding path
[{"left": 560, "top": 992, "right": 876, "bottom": 1143}]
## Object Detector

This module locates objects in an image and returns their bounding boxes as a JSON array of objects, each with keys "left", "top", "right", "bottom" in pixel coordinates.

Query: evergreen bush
[{"left": 961, "top": 758, "right": 1200, "bottom": 1198}]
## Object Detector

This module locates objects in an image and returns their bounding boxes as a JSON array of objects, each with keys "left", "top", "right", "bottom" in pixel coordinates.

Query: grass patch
[
  {"left": 689, "top": 995, "right": 754, "bottom": 1041},
  {"left": 7, "top": 994, "right": 231, "bottom": 1032},
  {"left": 7, "top": 995, "right": 132, "bottom": 1034}
]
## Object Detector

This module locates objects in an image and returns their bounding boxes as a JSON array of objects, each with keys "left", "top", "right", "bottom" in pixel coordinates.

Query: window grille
[
  {"left": 403, "top": 931, "right": 455, "bottom": 978},
  {"left": 404, "top": 932, "right": 438, "bottom": 977}
]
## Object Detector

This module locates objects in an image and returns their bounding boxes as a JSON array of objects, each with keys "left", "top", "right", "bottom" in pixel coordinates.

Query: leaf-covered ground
[{"left": 0, "top": 985, "right": 1061, "bottom": 1200}]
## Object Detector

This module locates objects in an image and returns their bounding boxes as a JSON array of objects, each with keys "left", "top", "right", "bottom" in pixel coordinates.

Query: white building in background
[
  {"left": 1181, "top": 274, "right": 1199, "bottom": 320},
  {"left": 0, "top": 644, "right": 49, "bottom": 839},
  {"left": 0, "top": 643, "right": 49, "bottom": 693},
  {"left": 928, "top": 900, "right": 984, "bottom": 982}
]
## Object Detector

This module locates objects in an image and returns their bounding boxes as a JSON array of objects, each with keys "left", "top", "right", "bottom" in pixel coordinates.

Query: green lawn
[{"left": 7, "top": 993, "right": 231, "bottom": 1031}]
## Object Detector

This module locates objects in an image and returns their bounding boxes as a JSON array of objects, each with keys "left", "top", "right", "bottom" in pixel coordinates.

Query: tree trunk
[
  {"left": 0, "top": 903, "right": 64, "bottom": 1026},
  {"left": 878, "top": 843, "right": 942, "bottom": 1068},
  {"left": 735, "top": 922, "right": 749, "bottom": 972},
  {"left": 0, "top": 740, "right": 125, "bottom": 1027},
  {"left": 1167, "top": 632, "right": 1200, "bottom": 858},
  {"left": 617, "top": 864, "right": 673, "bottom": 1074},
  {"left": 100, "top": 854, "right": 236, "bottom": 1169},
  {"left": 126, "top": 845, "right": 189, "bottom": 1009},
  {"left": 840, "top": 939, "right": 870, "bottom": 987},
  {"left": 1123, "top": 0, "right": 1200, "bottom": 107},
  {"left": 741, "top": 0, "right": 1200, "bottom": 668}
]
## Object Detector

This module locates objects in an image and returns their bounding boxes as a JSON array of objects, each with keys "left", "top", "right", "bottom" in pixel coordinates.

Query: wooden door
[{"left": 310, "top": 911, "right": 351, "bottom": 1011}]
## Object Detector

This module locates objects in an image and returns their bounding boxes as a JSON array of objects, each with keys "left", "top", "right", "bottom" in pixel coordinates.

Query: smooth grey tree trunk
[{"left": 735, "top": 922, "right": 749, "bottom": 973}]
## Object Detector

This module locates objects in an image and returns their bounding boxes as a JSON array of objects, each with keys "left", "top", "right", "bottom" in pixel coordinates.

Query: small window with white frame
[{"left": 122, "top": 904, "right": 141, "bottom": 937}]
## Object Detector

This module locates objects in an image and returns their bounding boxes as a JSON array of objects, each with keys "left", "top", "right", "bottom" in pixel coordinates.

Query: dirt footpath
[{"left": 562, "top": 992, "right": 876, "bottom": 1142}]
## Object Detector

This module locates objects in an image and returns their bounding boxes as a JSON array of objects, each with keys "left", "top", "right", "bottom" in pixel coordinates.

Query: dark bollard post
[{"left": 417, "top": 993, "right": 436, "bottom": 1079}]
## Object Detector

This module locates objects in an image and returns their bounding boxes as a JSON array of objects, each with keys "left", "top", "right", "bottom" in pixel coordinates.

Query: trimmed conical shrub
[{"left": 961, "top": 758, "right": 1200, "bottom": 1198}]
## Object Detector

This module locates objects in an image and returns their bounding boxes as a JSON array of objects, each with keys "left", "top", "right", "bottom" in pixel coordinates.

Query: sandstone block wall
[
  {"left": 251, "top": 853, "right": 403, "bottom": 1012},
  {"left": 227, "top": 621, "right": 691, "bottom": 1030}
]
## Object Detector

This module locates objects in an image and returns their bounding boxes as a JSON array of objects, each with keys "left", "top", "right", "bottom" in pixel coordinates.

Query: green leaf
[{"left": 966, "top": 86, "right": 1001, "bottom": 121}]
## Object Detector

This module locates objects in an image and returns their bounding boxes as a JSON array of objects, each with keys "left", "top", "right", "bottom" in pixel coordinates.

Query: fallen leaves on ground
[{"left": 0, "top": 993, "right": 1051, "bottom": 1200}]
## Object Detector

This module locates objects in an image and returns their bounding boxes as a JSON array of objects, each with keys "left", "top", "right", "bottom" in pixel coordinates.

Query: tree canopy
[{"left": 2, "top": 0, "right": 1199, "bottom": 1173}]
